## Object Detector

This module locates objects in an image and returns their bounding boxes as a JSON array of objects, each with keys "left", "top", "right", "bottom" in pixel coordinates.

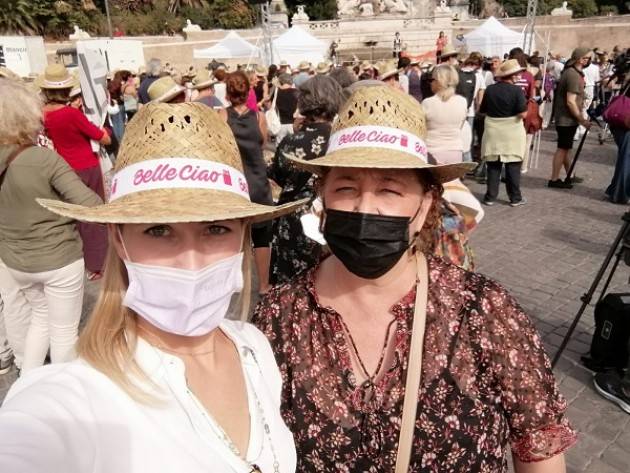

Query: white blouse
[{"left": 0, "top": 320, "right": 296, "bottom": 473}]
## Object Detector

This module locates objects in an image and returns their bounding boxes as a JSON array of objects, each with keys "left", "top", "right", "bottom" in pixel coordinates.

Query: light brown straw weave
[
  {"left": 38, "top": 102, "right": 307, "bottom": 224},
  {"left": 288, "top": 85, "right": 475, "bottom": 183}
]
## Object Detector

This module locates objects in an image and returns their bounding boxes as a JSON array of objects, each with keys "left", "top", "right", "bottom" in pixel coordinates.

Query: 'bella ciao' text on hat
[
  {"left": 288, "top": 85, "right": 475, "bottom": 184},
  {"left": 38, "top": 102, "right": 307, "bottom": 224}
]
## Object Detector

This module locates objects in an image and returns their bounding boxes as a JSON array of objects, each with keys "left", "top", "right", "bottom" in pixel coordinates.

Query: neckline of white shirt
[{"left": 133, "top": 320, "right": 267, "bottom": 468}]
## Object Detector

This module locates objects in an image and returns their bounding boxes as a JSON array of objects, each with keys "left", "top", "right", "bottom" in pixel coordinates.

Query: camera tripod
[{"left": 552, "top": 211, "right": 630, "bottom": 367}]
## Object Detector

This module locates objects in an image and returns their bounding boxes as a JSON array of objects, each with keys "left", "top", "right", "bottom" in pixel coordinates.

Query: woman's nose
[
  {"left": 174, "top": 248, "right": 207, "bottom": 271},
  {"left": 354, "top": 193, "right": 378, "bottom": 215}
]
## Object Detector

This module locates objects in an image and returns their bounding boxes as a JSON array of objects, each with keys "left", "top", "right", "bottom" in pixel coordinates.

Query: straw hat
[
  {"left": 279, "top": 60, "right": 289, "bottom": 67},
  {"left": 192, "top": 69, "right": 215, "bottom": 90},
  {"left": 495, "top": 59, "right": 525, "bottom": 78},
  {"left": 298, "top": 61, "right": 310, "bottom": 71},
  {"left": 148, "top": 76, "right": 186, "bottom": 103},
  {"left": 287, "top": 86, "right": 474, "bottom": 183},
  {"left": 38, "top": 103, "right": 307, "bottom": 224},
  {"left": 360, "top": 60, "right": 373, "bottom": 71},
  {"left": 377, "top": 60, "right": 400, "bottom": 80},
  {"left": 35, "top": 64, "right": 78, "bottom": 90},
  {"left": 439, "top": 44, "right": 458, "bottom": 59},
  {"left": 255, "top": 65, "right": 267, "bottom": 77},
  {"left": 316, "top": 62, "right": 331, "bottom": 75}
]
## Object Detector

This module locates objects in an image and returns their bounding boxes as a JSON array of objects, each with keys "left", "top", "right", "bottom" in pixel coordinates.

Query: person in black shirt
[
  {"left": 479, "top": 59, "right": 528, "bottom": 206},
  {"left": 274, "top": 73, "right": 299, "bottom": 145},
  {"left": 137, "top": 58, "right": 162, "bottom": 105}
]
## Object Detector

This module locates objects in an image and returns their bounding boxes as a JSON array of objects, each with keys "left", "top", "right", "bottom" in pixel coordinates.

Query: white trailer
[{"left": 0, "top": 36, "right": 47, "bottom": 77}]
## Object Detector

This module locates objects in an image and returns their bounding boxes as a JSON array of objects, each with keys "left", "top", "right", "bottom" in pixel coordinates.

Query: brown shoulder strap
[{"left": 0, "top": 145, "right": 30, "bottom": 187}]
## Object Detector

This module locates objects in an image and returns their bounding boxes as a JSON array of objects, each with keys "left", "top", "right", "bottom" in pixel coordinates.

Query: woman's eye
[
  {"left": 335, "top": 186, "right": 356, "bottom": 193},
  {"left": 206, "top": 225, "right": 230, "bottom": 235},
  {"left": 381, "top": 188, "right": 402, "bottom": 196},
  {"left": 144, "top": 225, "right": 171, "bottom": 237}
]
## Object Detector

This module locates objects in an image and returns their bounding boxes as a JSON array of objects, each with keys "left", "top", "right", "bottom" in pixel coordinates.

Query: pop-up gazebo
[{"left": 463, "top": 17, "right": 528, "bottom": 58}]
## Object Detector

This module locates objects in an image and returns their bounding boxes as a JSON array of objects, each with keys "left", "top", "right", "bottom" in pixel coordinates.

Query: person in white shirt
[
  {"left": 421, "top": 64, "right": 468, "bottom": 164},
  {"left": 578, "top": 59, "right": 601, "bottom": 137},
  {"left": 0, "top": 102, "right": 301, "bottom": 473}
]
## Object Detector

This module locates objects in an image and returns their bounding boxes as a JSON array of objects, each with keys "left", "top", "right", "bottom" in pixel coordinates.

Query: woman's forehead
[{"left": 328, "top": 167, "right": 419, "bottom": 183}]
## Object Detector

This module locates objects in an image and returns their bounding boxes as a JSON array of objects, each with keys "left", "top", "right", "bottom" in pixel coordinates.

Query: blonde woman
[
  {"left": 0, "top": 103, "right": 300, "bottom": 473},
  {"left": 421, "top": 64, "right": 468, "bottom": 165},
  {"left": 0, "top": 79, "right": 102, "bottom": 373}
]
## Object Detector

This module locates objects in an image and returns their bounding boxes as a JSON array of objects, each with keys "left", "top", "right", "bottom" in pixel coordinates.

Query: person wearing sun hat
[
  {"left": 147, "top": 75, "right": 186, "bottom": 103},
  {"left": 253, "top": 85, "right": 576, "bottom": 472},
  {"left": 293, "top": 61, "right": 311, "bottom": 88},
  {"left": 0, "top": 102, "right": 301, "bottom": 473},
  {"left": 439, "top": 43, "right": 459, "bottom": 66},
  {"left": 39, "top": 63, "right": 112, "bottom": 280},
  {"left": 191, "top": 69, "right": 222, "bottom": 109},
  {"left": 377, "top": 59, "right": 402, "bottom": 90},
  {"left": 479, "top": 58, "right": 528, "bottom": 207}
]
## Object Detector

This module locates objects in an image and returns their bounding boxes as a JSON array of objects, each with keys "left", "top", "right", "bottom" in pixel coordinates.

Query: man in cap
[{"left": 549, "top": 47, "right": 592, "bottom": 189}]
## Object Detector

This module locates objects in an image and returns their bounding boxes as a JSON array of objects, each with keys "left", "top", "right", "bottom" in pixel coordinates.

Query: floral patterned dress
[
  {"left": 253, "top": 255, "right": 576, "bottom": 472},
  {"left": 268, "top": 122, "right": 331, "bottom": 285}
]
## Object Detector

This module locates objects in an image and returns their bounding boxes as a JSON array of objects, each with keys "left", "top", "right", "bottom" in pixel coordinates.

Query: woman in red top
[
  {"left": 435, "top": 31, "right": 447, "bottom": 58},
  {"left": 39, "top": 65, "right": 111, "bottom": 279}
]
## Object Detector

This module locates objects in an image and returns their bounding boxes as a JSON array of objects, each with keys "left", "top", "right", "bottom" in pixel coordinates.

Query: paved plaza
[{"left": 1, "top": 129, "right": 629, "bottom": 471}]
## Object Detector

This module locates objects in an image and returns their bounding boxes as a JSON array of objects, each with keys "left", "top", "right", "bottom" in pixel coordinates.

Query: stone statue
[
  {"left": 359, "top": 1, "right": 375, "bottom": 16},
  {"left": 69, "top": 25, "right": 91, "bottom": 40},
  {"left": 436, "top": 0, "right": 451, "bottom": 12},
  {"left": 379, "top": 0, "right": 408, "bottom": 14},
  {"left": 338, "top": 0, "right": 361, "bottom": 16},
  {"left": 551, "top": 1, "right": 572, "bottom": 16},
  {"left": 292, "top": 5, "right": 310, "bottom": 21},
  {"left": 183, "top": 19, "right": 202, "bottom": 32}
]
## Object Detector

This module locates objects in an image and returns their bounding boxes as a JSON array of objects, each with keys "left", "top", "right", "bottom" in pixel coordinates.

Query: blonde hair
[
  {"left": 77, "top": 223, "right": 254, "bottom": 402},
  {"left": 432, "top": 64, "right": 459, "bottom": 102},
  {"left": 0, "top": 79, "right": 43, "bottom": 146}
]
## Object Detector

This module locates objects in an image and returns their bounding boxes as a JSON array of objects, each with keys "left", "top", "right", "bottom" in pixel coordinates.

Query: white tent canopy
[
  {"left": 270, "top": 25, "right": 328, "bottom": 67},
  {"left": 463, "top": 17, "right": 529, "bottom": 58},
  {"left": 193, "top": 31, "right": 260, "bottom": 60}
]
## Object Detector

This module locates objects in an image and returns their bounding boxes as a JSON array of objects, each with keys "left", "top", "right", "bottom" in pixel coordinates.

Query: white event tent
[
  {"left": 462, "top": 17, "right": 529, "bottom": 58},
  {"left": 270, "top": 25, "right": 328, "bottom": 67},
  {"left": 193, "top": 31, "right": 260, "bottom": 60}
]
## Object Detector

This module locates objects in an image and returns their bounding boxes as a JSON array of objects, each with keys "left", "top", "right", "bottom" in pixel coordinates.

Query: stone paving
[{"left": 1, "top": 129, "right": 629, "bottom": 471}]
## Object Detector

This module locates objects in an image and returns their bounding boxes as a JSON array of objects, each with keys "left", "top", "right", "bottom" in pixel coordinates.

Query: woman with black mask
[{"left": 253, "top": 86, "right": 576, "bottom": 472}]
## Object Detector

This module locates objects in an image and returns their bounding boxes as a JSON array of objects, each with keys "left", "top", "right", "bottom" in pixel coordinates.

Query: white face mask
[{"left": 122, "top": 252, "right": 244, "bottom": 337}]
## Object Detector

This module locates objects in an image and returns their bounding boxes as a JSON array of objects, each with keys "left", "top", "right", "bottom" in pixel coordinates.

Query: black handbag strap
[{"left": 0, "top": 145, "right": 29, "bottom": 188}]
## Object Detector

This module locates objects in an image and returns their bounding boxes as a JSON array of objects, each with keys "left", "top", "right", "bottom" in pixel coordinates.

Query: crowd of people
[{"left": 0, "top": 36, "right": 628, "bottom": 472}]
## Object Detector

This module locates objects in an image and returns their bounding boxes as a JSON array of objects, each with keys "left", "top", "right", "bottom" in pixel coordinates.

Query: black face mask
[{"left": 323, "top": 208, "right": 417, "bottom": 279}]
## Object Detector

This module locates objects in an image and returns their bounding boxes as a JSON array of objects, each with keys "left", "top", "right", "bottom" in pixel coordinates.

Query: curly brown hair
[{"left": 225, "top": 70, "right": 250, "bottom": 106}]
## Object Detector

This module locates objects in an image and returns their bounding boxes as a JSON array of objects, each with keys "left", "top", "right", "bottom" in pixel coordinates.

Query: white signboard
[{"left": 76, "top": 41, "right": 109, "bottom": 128}]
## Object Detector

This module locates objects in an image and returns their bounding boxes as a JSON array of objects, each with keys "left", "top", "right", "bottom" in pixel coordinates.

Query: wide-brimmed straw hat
[
  {"left": 38, "top": 103, "right": 307, "bottom": 224},
  {"left": 287, "top": 85, "right": 474, "bottom": 183},
  {"left": 192, "top": 69, "right": 215, "bottom": 90},
  {"left": 377, "top": 59, "right": 400, "bottom": 80},
  {"left": 255, "top": 65, "right": 267, "bottom": 77},
  {"left": 35, "top": 64, "right": 79, "bottom": 90},
  {"left": 495, "top": 59, "right": 525, "bottom": 78},
  {"left": 148, "top": 76, "right": 186, "bottom": 103},
  {"left": 298, "top": 61, "right": 311, "bottom": 71},
  {"left": 316, "top": 62, "right": 331, "bottom": 75},
  {"left": 439, "top": 44, "right": 458, "bottom": 59}
]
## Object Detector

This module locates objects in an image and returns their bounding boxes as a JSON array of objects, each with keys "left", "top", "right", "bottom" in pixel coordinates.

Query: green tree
[{"left": 0, "top": 0, "right": 40, "bottom": 34}]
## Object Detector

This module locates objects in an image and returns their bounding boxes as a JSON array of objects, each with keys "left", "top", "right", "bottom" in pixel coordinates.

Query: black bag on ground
[
  {"left": 583, "top": 293, "right": 630, "bottom": 372},
  {"left": 456, "top": 69, "right": 476, "bottom": 109}
]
